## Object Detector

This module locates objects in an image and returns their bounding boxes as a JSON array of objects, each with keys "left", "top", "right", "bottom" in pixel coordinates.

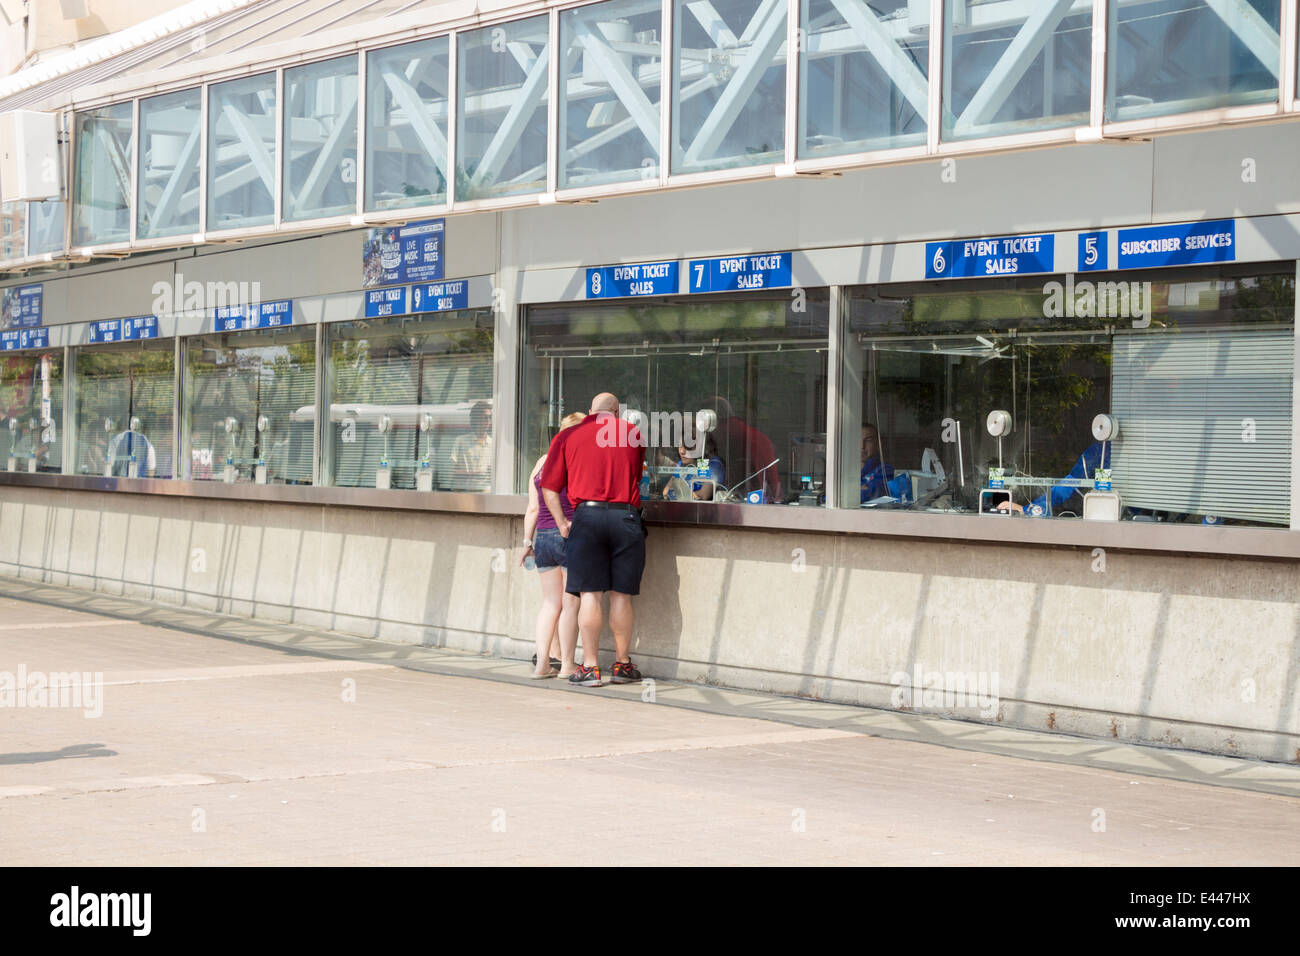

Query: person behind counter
[
  {"left": 676, "top": 435, "right": 724, "bottom": 500},
  {"left": 995, "top": 439, "right": 1111, "bottom": 516},
  {"left": 450, "top": 400, "right": 493, "bottom": 491},
  {"left": 860, "top": 423, "right": 895, "bottom": 502}
]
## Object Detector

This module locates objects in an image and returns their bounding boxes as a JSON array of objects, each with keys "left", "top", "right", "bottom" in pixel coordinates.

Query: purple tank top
[{"left": 534, "top": 469, "right": 574, "bottom": 530}]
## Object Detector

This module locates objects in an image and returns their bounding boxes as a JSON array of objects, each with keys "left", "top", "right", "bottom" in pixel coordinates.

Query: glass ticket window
[
  {"left": 324, "top": 311, "right": 495, "bottom": 491},
  {"left": 841, "top": 266, "right": 1295, "bottom": 528},
  {"left": 73, "top": 340, "right": 175, "bottom": 479},
  {"left": 523, "top": 291, "right": 829, "bottom": 505},
  {"left": 1, "top": 350, "right": 63, "bottom": 473},
  {"left": 185, "top": 326, "right": 315, "bottom": 484}
]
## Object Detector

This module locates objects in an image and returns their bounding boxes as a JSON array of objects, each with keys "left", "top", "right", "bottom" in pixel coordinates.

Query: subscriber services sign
[
  {"left": 926, "top": 234, "right": 1054, "bottom": 279},
  {"left": 1117, "top": 219, "right": 1236, "bottom": 269},
  {"left": 587, "top": 261, "right": 679, "bottom": 299},
  {"left": 0, "top": 284, "right": 43, "bottom": 329},
  {"left": 689, "top": 252, "right": 792, "bottom": 293},
  {"left": 411, "top": 280, "right": 468, "bottom": 313},
  {"left": 362, "top": 218, "right": 445, "bottom": 287}
]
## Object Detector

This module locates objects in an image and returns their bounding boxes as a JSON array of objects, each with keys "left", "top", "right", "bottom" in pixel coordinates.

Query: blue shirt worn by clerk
[
  {"left": 1024, "top": 441, "right": 1111, "bottom": 516},
  {"left": 860, "top": 456, "right": 896, "bottom": 502},
  {"left": 679, "top": 457, "right": 725, "bottom": 486}
]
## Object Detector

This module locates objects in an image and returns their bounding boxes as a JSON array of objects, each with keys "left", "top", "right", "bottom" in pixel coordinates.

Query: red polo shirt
[{"left": 540, "top": 412, "right": 645, "bottom": 506}]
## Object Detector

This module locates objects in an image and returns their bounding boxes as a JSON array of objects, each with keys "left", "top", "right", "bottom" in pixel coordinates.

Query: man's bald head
[{"left": 590, "top": 392, "right": 619, "bottom": 414}]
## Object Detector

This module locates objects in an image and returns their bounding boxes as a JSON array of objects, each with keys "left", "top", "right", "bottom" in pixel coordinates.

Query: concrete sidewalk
[{"left": 1, "top": 575, "right": 1298, "bottom": 865}]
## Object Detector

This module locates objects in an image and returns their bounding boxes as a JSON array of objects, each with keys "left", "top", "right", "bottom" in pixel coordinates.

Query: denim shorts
[{"left": 532, "top": 527, "right": 567, "bottom": 570}]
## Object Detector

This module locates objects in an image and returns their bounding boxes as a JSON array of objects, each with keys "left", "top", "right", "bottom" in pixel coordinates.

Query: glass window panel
[
  {"left": 523, "top": 292, "right": 828, "bottom": 504},
  {"left": 559, "top": 0, "right": 664, "bottom": 189},
  {"left": 72, "top": 103, "right": 133, "bottom": 246},
  {"left": 799, "top": 0, "right": 928, "bottom": 159},
  {"left": 457, "top": 15, "right": 551, "bottom": 200},
  {"left": 208, "top": 73, "right": 277, "bottom": 230},
  {"left": 27, "top": 201, "right": 64, "bottom": 256},
  {"left": 672, "top": 0, "right": 786, "bottom": 174},
  {"left": 326, "top": 311, "right": 496, "bottom": 490},
  {"left": 1, "top": 348, "right": 63, "bottom": 473},
  {"left": 74, "top": 341, "right": 175, "bottom": 478},
  {"left": 283, "top": 56, "right": 359, "bottom": 222},
  {"left": 137, "top": 89, "right": 201, "bottom": 240},
  {"left": 186, "top": 326, "right": 315, "bottom": 483},
  {"left": 839, "top": 266, "right": 1296, "bottom": 529},
  {"left": 1, "top": 203, "right": 25, "bottom": 260},
  {"left": 1108, "top": 0, "right": 1281, "bottom": 121},
  {"left": 365, "top": 37, "right": 450, "bottom": 212},
  {"left": 942, "top": 0, "right": 1090, "bottom": 141}
]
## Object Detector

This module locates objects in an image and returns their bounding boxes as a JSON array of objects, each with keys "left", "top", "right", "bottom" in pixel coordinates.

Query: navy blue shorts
[
  {"left": 564, "top": 505, "right": 646, "bottom": 595},
  {"left": 532, "top": 527, "right": 567, "bottom": 570}
]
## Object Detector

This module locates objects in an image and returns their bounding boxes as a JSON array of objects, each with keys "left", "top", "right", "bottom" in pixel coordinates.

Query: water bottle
[{"left": 523, "top": 553, "right": 536, "bottom": 571}]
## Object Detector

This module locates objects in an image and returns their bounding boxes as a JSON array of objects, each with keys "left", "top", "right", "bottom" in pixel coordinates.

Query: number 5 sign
[{"left": 1078, "top": 231, "right": 1107, "bottom": 272}]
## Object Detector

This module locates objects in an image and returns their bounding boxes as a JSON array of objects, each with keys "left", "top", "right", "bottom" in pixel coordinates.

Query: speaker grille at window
[{"left": 1110, "top": 330, "right": 1293, "bottom": 525}]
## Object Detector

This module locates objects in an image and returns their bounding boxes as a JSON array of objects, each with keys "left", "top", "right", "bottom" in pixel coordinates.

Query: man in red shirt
[{"left": 540, "top": 392, "right": 646, "bottom": 688}]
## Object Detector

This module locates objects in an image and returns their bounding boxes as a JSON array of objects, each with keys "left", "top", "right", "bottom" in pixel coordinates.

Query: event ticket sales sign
[{"left": 926, "top": 234, "right": 1054, "bottom": 279}]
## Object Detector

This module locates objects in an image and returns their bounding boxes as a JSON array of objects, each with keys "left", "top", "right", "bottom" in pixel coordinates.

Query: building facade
[{"left": 2, "top": 0, "right": 1299, "bottom": 761}]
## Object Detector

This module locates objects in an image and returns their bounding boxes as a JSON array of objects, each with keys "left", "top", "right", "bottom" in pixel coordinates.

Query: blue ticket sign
[
  {"left": 363, "top": 218, "right": 445, "bottom": 287},
  {"left": 411, "top": 280, "right": 468, "bottom": 313},
  {"left": 587, "top": 261, "right": 679, "bottom": 299},
  {"left": 1117, "top": 219, "right": 1235, "bottom": 269},
  {"left": 121, "top": 315, "right": 159, "bottom": 340},
  {"left": 926, "top": 234, "right": 1054, "bottom": 279},
  {"left": 1078, "top": 231, "right": 1108, "bottom": 272},
  {"left": 689, "top": 252, "right": 792, "bottom": 293},
  {"left": 15, "top": 327, "right": 48, "bottom": 350},
  {"left": 365, "top": 286, "right": 408, "bottom": 318},
  {"left": 215, "top": 300, "right": 293, "bottom": 331},
  {"left": 0, "top": 330, "right": 18, "bottom": 350},
  {"left": 1, "top": 284, "right": 43, "bottom": 329},
  {"left": 88, "top": 319, "right": 123, "bottom": 344}
]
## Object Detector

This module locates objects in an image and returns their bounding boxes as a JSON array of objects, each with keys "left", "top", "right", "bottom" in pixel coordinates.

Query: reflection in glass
[
  {"left": 72, "top": 103, "right": 133, "bottom": 246},
  {"left": 559, "top": 0, "right": 664, "bottom": 189},
  {"left": 365, "top": 38, "right": 450, "bottom": 212},
  {"left": 1, "top": 203, "right": 25, "bottom": 260},
  {"left": 799, "top": 0, "right": 928, "bottom": 159},
  {"left": 842, "top": 267, "right": 1296, "bottom": 527},
  {"left": 74, "top": 341, "right": 175, "bottom": 478},
  {"left": 283, "top": 56, "right": 359, "bottom": 222},
  {"left": 672, "top": 0, "right": 786, "bottom": 174},
  {"left": 327, "top": 311, "right": 495, "bottom": 490},
  {"left": 523, "top": 293, "right": 828, "bottom": 504},
  {"left": 942, "top": 0, "right": 1090, "bottom": 141},
  {"left": 186, "top": 326, "right": 315, "bottom": 483},
  {"left": 0, "top": 349, "right": 63, "bottom": 473},
  {"left": 27, "top": 201, "right": 64, "bottom": 256},
  {"left": 208, "top": 73, "right": 277, "bottom": 230},
  {"left": 1108, "top": 0, "right": 1281, "bottom": 121},
  {"left": 137, "top": 89, "right": 202, "bottom": 240},
  {"left": 457, "top": 16, "right": 551, "bottom": 200}
]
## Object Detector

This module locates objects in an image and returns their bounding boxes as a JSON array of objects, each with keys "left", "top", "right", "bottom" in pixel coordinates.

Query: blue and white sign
[
  {"left": 1, "top": 284, "right": 43, "bottom": 329},
  {"left": 1078, "top": 231, "right": 1108, "bottom": 272},
  {"left": 363, "top": 218, "right": 445, "bottom": 287},
  {"left": 88, "top": 319, "right": 123, "bottom": 344},
  {"left": 121, "top": 315, "right": 160, "bottom": 340},
  {"left": 926, "top": 234, "right": 1054, "bottom": 279},
  {"left": 248, "top": 299, "right": 293, "bottom": 330},
  {"left": 0, "top": 330, "right": 19, "bottom": 350},
  {"left": 411, "top": 280, "right": 468, "bottom": 313},
  {"left": 214, "top": 304, "right": 249, "bottom": 332},
  {"left": 689, "top": 252, "right": 792, "bottom": 293},
  {"left": 15, "top": 327, "right": 48, "bottom": 350},
  {"left": 1117, "top": 219, "right": 1235, "bottom": 269},
  {"left": 587, "top": 261, "right": 679, "bottom": 299},
  {"left": 366, "top": 286, "right": 408, "bottom": 318}
]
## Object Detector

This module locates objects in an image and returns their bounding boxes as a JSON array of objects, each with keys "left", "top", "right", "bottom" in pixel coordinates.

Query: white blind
[{"left": 1110, "top": 330, "right": 1293, "bottom": 525}]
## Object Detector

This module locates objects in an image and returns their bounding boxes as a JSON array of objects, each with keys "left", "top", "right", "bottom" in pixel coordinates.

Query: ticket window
[
  {"left": 73, "top": 341, "right": 175, "bottom": 478},
  {"left": 1, "top": 351, "right": 63, "bottom": 473}
]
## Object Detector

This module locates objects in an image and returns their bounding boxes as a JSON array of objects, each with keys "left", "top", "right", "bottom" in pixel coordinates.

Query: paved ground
[{"left": 1, "top": 578, "right": 1298, "bottom": 865}]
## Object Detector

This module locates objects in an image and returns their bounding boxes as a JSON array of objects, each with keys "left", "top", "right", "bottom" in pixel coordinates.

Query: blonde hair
[{"left": 560, "top": 412, "right": 585, "bottom": 429}]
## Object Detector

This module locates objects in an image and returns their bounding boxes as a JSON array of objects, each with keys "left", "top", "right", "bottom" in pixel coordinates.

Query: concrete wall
[{"left": 2, "top": 483, "right": 1297, "bottom": 764}]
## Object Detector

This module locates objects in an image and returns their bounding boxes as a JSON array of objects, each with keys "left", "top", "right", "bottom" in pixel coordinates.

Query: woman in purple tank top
[{"left": 522, "top": 412, "right": 585, "bottom": 678}]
